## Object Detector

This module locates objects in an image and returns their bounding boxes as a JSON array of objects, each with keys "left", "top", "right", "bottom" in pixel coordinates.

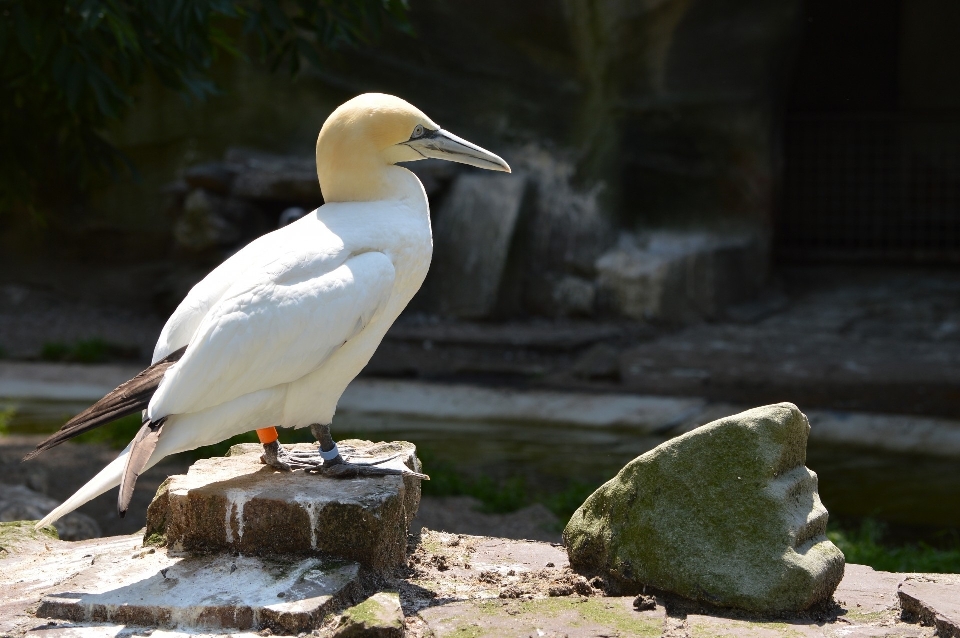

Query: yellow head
[{"left": 316, "top": 93, "right": 509, "bottom": 202}]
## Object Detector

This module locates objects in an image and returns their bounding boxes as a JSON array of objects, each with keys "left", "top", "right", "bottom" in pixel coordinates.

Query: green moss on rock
[
  {"left": 335, "top": 591, "right": 403, "bottom": 637},
  {"left": 143, "top": 476, "right": 171, "bottom": 547},
  {"left": 0, "top": 520, "right": 59, "bottom": 558},
  {"left": 563, "top": 403, "right": 845, "bottom": 613}
]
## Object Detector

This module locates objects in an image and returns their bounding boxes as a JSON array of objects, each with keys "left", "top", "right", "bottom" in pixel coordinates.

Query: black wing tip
[
  {"left": 23, "top": 440, "right": 58, "bottom": 462},
  {"left": 23, "top": 348, "right": 185, "bottom": 465}
]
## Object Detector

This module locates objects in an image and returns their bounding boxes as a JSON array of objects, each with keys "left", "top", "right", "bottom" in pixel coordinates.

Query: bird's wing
[
  {"left": 147, "top": 250, "right": 396, "bottom": 419},
  {"left": 151, "top": 228, "right": 300, "bottom": 363}
]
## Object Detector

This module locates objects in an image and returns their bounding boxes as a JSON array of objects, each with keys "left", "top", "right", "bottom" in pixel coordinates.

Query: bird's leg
[
  {"left": 310, "top": 423, "right": 343, "bottom": 464},
  {"left": 258, "top": 427, "right": 292, "bottom": 471},
  {"left": 257, "top": 425, "right": 341, "bottom": 471},
  {"left": 308, "top": 423, "right": 429, "bottom": 480}
]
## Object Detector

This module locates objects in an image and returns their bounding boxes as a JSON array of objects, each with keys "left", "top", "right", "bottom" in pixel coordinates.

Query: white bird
[{"left": 28, "top": 93, "right": 510, "bottom": 529}]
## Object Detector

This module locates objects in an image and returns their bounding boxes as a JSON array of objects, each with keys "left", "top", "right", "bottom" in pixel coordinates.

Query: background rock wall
[{"left": 2, "top": 0, "right": 805, "bottom": 320}]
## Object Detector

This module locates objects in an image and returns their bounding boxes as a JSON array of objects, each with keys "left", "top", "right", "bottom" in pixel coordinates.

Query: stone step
[
  {"left": 145, "top": 441, "right": 422, "bottom": 570},
  {"left": 37, "top": 551, "right": 361, "bottom": 634},
  {"left": 899, "top": 575, "right": 960, "bottom": 638}
]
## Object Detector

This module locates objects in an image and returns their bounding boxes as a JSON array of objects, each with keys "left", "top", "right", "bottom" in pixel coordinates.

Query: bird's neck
[{"left": 317, "top": 146, "right": 421, "bottom": 203}]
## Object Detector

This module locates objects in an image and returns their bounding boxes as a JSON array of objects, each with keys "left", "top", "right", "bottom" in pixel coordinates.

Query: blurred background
[{"left": 0, "top": 0, "right": 958, "bottom": 571}]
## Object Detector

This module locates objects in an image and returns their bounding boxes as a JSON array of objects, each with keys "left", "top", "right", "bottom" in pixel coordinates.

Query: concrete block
[{"left": 595, "top": 231, "right": 766, "bottom": 322}]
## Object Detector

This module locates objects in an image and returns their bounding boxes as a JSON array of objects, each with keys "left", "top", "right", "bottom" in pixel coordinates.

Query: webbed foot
[
  {"left": 319, "top": 449, "right": 429, "bottom": 480},
  {"left": 260, "top": 441, "right": 428, "bottom": 479}
]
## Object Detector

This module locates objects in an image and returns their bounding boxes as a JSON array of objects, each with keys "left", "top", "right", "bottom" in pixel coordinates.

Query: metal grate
[{"left": 777, "top": 112, "right": 960, "bottom": 262}]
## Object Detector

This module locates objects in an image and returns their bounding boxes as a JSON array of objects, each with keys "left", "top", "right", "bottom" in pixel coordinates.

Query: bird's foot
[
  {"left": 260, "top": 442, "right": 428, "bottom": 479},
  {"left": 319, "top": 451, "right": 430, "bottom": 480},
  {"left": 259, "top": 440, "right": 294, "bottom": 471}
]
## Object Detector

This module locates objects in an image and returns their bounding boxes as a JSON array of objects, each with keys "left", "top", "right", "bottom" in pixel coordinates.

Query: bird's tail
[
  {"left": 23, "top": 346, "right": 185, "bottom": 461},
  {"left": 35, "top": 444, "right": 131, "bottom": 531}
]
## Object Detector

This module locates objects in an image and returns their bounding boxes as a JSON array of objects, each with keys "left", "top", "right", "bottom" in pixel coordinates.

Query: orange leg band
[{"left": 256, "top": 427, "right": 279, "bottom": 445}]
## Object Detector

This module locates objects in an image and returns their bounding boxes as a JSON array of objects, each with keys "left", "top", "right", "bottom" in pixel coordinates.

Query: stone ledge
[
  {"left": 899, "top": 576, "right": 960, "bottom": 638},
  {"left": 37, "top": 552, "right": 361, "bottom": 634},
  {"left": 145, "top": 440, "right": 422, "bottom": 570}
]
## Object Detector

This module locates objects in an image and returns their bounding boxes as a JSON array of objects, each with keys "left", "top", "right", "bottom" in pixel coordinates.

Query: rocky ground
[{"left": 0, "top": 523, "right": 957, "bottom": 637}]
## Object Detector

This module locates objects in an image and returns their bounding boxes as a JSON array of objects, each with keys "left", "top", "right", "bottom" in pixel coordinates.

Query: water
[{"left": 5, "top": 399, "right": 959, "bottom": 536}]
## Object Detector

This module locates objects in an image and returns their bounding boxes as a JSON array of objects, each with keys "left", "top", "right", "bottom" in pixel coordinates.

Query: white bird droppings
[{"left": 223, "top": 488, "right": 251, "bottom": 544}]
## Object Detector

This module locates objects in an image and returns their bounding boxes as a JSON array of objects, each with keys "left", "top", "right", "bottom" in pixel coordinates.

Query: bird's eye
[{"left": 411, "top": 124, "right": 424, "bottom": 139}]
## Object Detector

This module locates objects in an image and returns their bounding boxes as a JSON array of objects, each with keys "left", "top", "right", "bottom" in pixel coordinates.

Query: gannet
[{"left": 28, "top": 93, "right": 510, "bottom": 529}]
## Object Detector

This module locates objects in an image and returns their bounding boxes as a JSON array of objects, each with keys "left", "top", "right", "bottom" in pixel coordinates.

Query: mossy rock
[
  {"left": 0, "top": 520, "right": 59, "bottom": 558},
  {"left": 334, "top": 591, "right": 403, "bottom": 637},
  {"left": 563, "top": 402, "right": 845, "bottom": 613}
]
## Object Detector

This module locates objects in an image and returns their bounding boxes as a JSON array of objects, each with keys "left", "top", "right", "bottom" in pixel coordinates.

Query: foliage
[
  {"left": 541, "top": 480, "right": 601, "bottom": 521},
  {"left": 39, "top": 343, "right": 71, "bottom": 362},
  {"left": 0, "top": 0, "right": 410, "bottom": 222},
  {"left": 828, "top": 519, "right": 960, "bottom": 573},
  {"left": 0, "top": 404, "right": 14, "bottom": 436},
  {"left": 40, "top": 338, "right": 138, "bottom": 363},
  {"left": 417, "top": 449, "right": 529, "bottom": 514}
]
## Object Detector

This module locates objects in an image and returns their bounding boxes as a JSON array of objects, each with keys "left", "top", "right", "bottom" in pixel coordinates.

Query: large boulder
[{"left": 563, "top": 403, "right": 844, "bottom": 613}]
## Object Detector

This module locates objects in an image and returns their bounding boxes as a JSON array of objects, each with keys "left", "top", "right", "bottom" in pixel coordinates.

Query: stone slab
[
  {"left": 0, "top": 528, "right": 360, "bottom": 637},
  {"left": 37, "top": 551, "right": 360, "bottom": 634},
  {"left": 24, "top": 626, "right": 262, "bottom": 637},
  {"left": 0, "top": 361, "right": 141, "bottom": 401},
  {"left": 685, "top": 612, "right": 935, "bottom": 637},
  {"left": 417, "top": 597, "right": 664, "bottom": 638},
  {"left": 834, "top": 563, "right": 905, "bottom": 614},
  {"left": 340, "top": 378, "right": 705, "bottom": 430},
  {"left": 146, "top": 441, "right": 421, "bottom": 570},
  {"left": 7, "top": 362, "right": 960, "bottom": 460},
  {"left": 900, "top": 576, "right": 960, "bottom": 638}
]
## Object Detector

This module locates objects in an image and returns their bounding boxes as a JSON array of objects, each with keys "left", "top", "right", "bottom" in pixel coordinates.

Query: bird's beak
[{"left": 401, "top": 129, "right": 511, "bottom": 173}]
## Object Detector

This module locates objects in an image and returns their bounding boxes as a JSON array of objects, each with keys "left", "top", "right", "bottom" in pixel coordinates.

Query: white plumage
[{"left": 35, "top": 93, "right": 509, "bottom": 529}]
